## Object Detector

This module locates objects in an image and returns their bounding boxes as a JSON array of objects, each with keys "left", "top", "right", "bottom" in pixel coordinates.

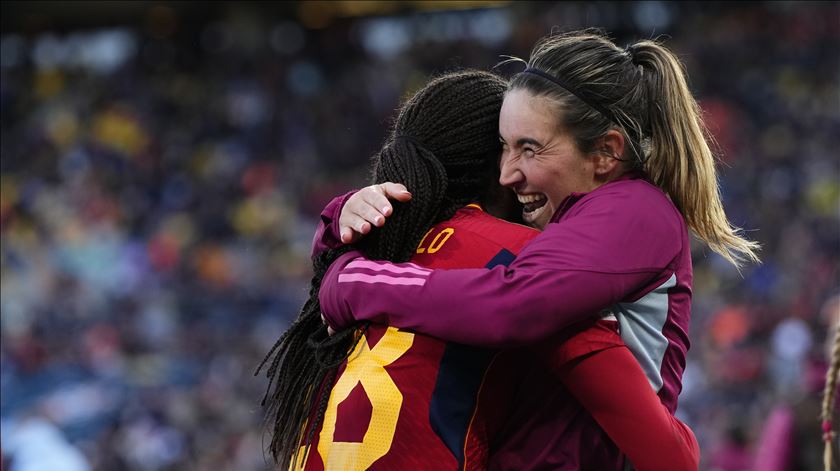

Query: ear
[{"left": 592, "top": 130, "right": 626, "bottom": 177}]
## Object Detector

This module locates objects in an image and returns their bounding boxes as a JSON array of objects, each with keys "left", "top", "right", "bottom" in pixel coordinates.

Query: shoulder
[
  {"left": 581, "top": 177, "right": 671, "bottom": 208},
  {"left": 449, "top": 206, "right": 539, "bottom": 253},
  {"left": 412, "top": 206, "right": 538, "bottom": 269},
  {"left": 571, "top": 178, "right": 685, "bottom": 236},
  {"left": 547, "top": 178, "right": 687, "bottom": 271}
]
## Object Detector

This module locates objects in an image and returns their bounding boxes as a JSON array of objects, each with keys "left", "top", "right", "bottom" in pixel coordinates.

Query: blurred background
[{"left": 1, "top": 1, "right": 838, "bottom": 470}]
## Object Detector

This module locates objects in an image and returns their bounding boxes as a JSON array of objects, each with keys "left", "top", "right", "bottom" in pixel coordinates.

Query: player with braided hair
[
  {"left": 294, "top": 66, "right": 699, "bottom": 470},
  {"left": 256, "top": 70, "right": 533, "bottom": 470},
  {"left": 824, "top": 324, "right": 840, "bottom": 471},
  {"left": 317, "top": 29, "right": 764, "bottom": 469},
  {"left": 264, "top": 65, "right": 697, "bottom": 470}
]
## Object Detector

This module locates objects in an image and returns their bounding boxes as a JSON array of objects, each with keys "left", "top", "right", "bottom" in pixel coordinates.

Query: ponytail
[
  {"left": 511, "top": 30, "right": 760, "bottom": 268},
  {"left": 631, "top": 40, "right": 760, "bottom": 267},
  {"left": 823, "top": 324, "right": 840, "bottom": 471}
]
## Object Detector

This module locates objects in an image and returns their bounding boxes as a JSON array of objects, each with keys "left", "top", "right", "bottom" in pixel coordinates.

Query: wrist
[{"left": 319, "top": 250, "right": 363, "bottom": 330}]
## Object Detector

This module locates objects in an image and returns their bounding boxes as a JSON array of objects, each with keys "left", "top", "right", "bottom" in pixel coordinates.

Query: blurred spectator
[
  {"left": 2, "top": 417, "right": 90, "bottom": 471},
  {"left": 1, "top": 2, "right": 838, "bottom": 470},
  {"left": 708, "top": 423, "right": 753, "bottom": 471}
]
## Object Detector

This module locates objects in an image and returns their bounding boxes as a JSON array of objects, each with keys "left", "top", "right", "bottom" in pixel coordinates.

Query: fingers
[
  {"left": 340, "top": 227, "right": 359, "bottom": 244},
  {"left": 363, "top": 183, "right": 412, "bottom": 219},
  {"left": 338, "top": 208, "right": 375, "bottom": 244},
  {"left": 379, "top": 182, "right": 412, "bottom": 204},
  {"left": 364, "top": 184, "right": 399, "bottom": 218},
  {"left": 338, "top": 183, "right": 412, "bottom": 243},
  {"left": 354, "top": 200, "right": 389, "bottom": 228}
]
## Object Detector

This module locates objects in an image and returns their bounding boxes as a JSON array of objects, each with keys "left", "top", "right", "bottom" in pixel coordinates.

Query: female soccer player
[
  {"left": 261, "top": 68, "right": 698, "bottom": 471},
  {"left": 318, "top": 29, "right": 761, "bottom": 468}
]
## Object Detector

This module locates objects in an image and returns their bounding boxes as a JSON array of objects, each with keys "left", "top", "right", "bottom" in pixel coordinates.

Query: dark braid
[
  {"left": 256, "top": 70, "right": 508, "bottom": 469},
  {"left": 254, "top": 247, "right": 360, "bottom": 468}
]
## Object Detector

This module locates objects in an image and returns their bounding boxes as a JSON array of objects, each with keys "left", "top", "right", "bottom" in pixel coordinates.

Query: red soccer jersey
[
  {"left": 305, "top": 194, "right": 700, "bottom": 471},
  {"left": 464, "top": 320, "right": 629, "bottom": 470},
  {"left": 295, "top": 205, "right": 537, "bottom": 471}
]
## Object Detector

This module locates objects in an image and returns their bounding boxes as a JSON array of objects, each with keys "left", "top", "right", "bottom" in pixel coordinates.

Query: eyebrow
[
  {"left": 516, "top": 137, "right": 544, "bottom": 148},
  {"left": 499, "top": 136, "right": 545, "bottom": 148}
]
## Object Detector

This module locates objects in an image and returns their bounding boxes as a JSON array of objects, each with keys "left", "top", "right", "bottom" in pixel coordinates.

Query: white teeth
[{"left": 517, "top": 193, "right": 546, "bottom": 204}]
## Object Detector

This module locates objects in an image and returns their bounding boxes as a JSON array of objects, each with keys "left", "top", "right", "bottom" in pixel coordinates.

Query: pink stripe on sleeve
[
  {"left": 346, "top": 259, "right": 431, "bottom": 276},
  {"left": 338, "top": 273, "right": 427, "bottom": 286}
]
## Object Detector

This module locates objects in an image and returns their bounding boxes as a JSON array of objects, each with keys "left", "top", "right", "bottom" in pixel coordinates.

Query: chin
[
  {"left": 522, "top": 205, "right": 553, "bottom": 230},
  {"left": 532, "top": 219, "right": 550, "bottom": 230}
]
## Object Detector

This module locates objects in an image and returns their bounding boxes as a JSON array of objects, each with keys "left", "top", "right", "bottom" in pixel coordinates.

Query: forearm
[
  {"left": 562, "top": 347, "right": 699, "bottom": 471},
  {"left": 319, "top": 189, "right": 678, "bottom": 347},
  {"left": 320, "top": 253, "right": 652, "bottom": 348}
]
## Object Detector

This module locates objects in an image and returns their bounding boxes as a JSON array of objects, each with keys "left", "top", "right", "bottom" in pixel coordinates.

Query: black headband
[{"left": 520, "top": 67, "right": 618, "bottom": 125}]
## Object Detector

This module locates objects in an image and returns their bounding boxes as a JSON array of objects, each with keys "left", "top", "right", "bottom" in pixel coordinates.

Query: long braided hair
[
  {"left": 824, "top": 323, "right": 840, "bottom": 471},
  {"left": 255, "top": 69, "right": 509, "bottom": 469}
]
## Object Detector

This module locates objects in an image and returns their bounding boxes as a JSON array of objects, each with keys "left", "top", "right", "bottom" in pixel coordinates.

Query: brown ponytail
[
  {"left": 630, "top": 40, "right": 760, "bottom": 267},
  {"left": 508, "top": 30, "right": 760, "bottom": 268}
]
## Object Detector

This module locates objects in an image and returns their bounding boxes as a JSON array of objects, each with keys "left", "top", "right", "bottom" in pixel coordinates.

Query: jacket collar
[{"left": 549, "top": 171, "right": 645, "bottom": 223}]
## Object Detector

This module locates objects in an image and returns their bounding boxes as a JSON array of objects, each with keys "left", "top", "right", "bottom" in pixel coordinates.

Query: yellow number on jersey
[
  {"left": 295, "top": 327, "right": 414, "bottom": 471},
  {"left": 416, "top": 227, "right": 455, "bottom": 254}
]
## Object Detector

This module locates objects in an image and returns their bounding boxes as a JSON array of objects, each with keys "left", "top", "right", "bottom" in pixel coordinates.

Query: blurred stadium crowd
[{"left": 1, "top": 2, "right": 838, "bottom": 470}]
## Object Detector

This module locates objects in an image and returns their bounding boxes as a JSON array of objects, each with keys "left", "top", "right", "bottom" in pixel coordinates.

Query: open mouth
[
  {"left": 517, "top": 193, "right": 549, "bottom": 226},
  {"left": 517, "top": 193, "right": 548, "bottom": 213}
]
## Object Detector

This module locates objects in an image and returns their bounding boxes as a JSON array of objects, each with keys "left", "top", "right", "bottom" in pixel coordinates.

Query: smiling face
[{"left": 498, "top": 89, "right": 600, "bottom": 229}]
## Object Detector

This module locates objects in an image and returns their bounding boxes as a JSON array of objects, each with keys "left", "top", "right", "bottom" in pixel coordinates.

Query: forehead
[{"left": 499, "top": 89, "right": 560, "bottom": 142}]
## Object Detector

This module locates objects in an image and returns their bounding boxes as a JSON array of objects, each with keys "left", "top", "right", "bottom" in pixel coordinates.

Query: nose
[{"left": 499, "top": 152, "right": 522, "bottom": 188}]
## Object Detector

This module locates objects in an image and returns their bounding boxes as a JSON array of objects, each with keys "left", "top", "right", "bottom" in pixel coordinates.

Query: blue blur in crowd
[{"left": 1, "top": 2, "right": 838, "bottom": 470}]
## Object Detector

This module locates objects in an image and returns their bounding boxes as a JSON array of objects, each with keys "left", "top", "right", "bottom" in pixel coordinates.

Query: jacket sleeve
[
  {"left": 319, "top": 190, "right": 683, "bottom": 348},
  {"left": 310, "top": 191, "right": 356, "bottom": 259},
  {"left": 561, "top": 345, "right": 700, "bottom": 471}
]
